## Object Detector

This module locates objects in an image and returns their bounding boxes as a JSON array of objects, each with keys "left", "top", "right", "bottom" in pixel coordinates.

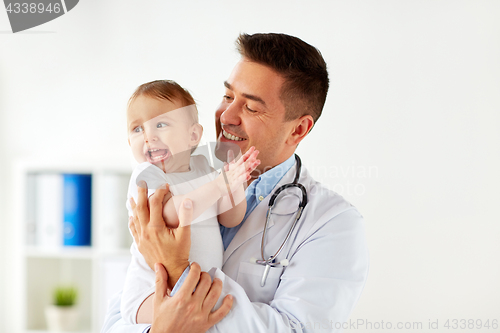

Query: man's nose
[{"left": 219, "top": 101, "right": 241, "bottom": 126}]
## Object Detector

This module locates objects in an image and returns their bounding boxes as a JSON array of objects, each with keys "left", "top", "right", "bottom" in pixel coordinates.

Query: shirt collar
[{"left": 246, "top": 154, "right": 296, "bottom": 201}]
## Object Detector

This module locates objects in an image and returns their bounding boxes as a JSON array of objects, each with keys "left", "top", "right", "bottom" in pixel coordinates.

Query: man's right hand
[
  {"left": 129, "top": 185, "right": 191, "bottom": 289},
  {"left": 151, "top": 262, "right": 233, "bottom": 333}
]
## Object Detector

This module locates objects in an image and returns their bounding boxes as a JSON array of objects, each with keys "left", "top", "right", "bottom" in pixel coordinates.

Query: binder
[
  {"left": 35, "top": 173, "right": 64, "bottom": 248},
  {"left": 98, "top": 173, "right": 132, "bottom": 250},
  {"left": 26, "top": 173, "right": 37, "bottom": 246},
  {"left": 63, "top": 174, "right": 92, "bottom": 246}
]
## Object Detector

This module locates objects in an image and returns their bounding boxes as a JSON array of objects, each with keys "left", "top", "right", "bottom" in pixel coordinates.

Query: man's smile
[{"left": 221, "top": 127, "right": 247, "bottom": 142}]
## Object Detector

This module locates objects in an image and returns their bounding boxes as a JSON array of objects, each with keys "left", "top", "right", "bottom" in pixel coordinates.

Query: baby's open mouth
[{"left": 148, "top": 148, "right": 169, "bottom": 163}]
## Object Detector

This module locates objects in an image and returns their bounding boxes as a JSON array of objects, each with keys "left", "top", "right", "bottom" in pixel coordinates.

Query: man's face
[
  {"left": 127, "top": 95, "right": 200, "bottom": 173},
  {"left": 216, "top": 58, "right": 294, "bottom": 174}
]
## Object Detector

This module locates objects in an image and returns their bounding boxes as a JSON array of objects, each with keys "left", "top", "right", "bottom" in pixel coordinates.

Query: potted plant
[{"left": 45, "top": 285, "right": 80, "bottom": 331}]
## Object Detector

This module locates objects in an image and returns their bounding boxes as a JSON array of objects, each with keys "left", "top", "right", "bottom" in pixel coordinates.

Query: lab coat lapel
[{"left": 222, "top": 196, "right": 274, "bottom": 264}]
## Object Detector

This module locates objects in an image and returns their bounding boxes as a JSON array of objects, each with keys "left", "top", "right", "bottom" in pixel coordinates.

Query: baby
[{"left": 121, "top": 80, "right": 260, "bottom": 324}]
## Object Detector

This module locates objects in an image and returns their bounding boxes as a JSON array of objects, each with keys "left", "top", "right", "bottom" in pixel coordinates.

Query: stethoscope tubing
[{"left": 258, "top": 154, "right": 308, "bottom": 286}]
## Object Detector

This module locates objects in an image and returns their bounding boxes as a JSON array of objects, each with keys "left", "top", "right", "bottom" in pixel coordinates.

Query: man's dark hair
[{"left": 236, "top": 33, "right": 329, "bottom": 124}]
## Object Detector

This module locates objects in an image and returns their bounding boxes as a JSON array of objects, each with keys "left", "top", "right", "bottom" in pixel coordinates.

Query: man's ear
[
  {"left": 286, "top": 115, "right": 314, "bottom": 146},
  {"left": 190, "top": 123, "right": 203, "bottom": 147}
]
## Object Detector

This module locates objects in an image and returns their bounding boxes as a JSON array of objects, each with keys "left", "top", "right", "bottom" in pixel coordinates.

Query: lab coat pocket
[{"left": 236, "top": 261, "right": 283, "bottom": 304}]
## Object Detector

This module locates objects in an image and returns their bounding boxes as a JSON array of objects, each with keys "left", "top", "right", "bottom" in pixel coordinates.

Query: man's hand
[
  {"left": 129, "top": 184, "right": 191, "bottom": 289},
  {"left": 150, "top": 262, "right": 233, "bottom": 333}
]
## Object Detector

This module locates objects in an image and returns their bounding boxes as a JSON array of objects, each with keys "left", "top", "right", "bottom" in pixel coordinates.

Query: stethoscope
[{"left": 250, "top": 154, "right": 308, "bottom": 287}]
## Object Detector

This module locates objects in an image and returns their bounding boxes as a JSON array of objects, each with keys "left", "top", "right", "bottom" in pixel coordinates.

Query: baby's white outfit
[{"left": 121, "top": 154, "right": 223, "bottom": 324}]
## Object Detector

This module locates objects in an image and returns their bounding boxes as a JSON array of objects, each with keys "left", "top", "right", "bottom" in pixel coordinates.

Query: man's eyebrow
[{"left": 224, "top": 81, "right": 266, "bottom": 107}]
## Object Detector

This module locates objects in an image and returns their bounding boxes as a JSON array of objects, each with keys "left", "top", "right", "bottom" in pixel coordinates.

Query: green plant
[{"left": 53, "top": 286, "right": 78, "bottom": 307}]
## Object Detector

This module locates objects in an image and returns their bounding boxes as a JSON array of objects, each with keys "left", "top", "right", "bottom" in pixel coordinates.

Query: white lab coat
[{"left": 102, "top": 162, "right": 369, "bottom": 333}]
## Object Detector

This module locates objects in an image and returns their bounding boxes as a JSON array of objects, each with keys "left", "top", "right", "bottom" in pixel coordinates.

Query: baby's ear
[{"left": 190, "top": 123, "right": 203, "bottom": 147}]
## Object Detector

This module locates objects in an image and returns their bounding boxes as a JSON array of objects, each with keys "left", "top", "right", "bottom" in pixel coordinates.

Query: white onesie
[{"left": 121, "top": 154, "right": 224, "bottom": 324}]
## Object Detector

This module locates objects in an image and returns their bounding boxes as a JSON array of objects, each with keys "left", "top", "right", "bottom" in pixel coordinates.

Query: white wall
[{"left": 1, "top": 0, "right": 499, "bottom": 332}]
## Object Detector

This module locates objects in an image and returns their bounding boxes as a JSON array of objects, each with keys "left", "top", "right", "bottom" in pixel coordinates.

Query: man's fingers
[
  {"left": 149, "top": 187, "right": 169, "bottom": 228},
  {"left": 202, "top": 277, "right": 223, "bottom": 313},
  {"left": 136, "top": 183, "right": 150, "bottom": 228},
  {"left": 192, "top": 272, "right": 212, "bottom": 302},
  {"left": 178, "top": 262, "right": 201, "bottom": 297},
  {"left": 208, "top": 294, "right": 233, "bottom": 326},
  {"left": 154, "top": 263, "right": 170, "bottom": 302},
  {"left": 129, "top": 216, "right": 138, "bottom": 243},
  {"left": 161, "top": 183, "right": 172, "bottom": 203}
]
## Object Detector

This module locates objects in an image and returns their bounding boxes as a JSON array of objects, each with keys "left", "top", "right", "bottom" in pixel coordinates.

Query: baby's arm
[
  {"left": 217, "top": 190, "right": 246, "bottom": 228},
  {"left": 161, "top": 147, "right": 259, "bottom": 228},
  {"left": 161, "top": 180, "right": 222, "bottom": 228},
  {"left": 218, "top": 147, "right": 260, "bottom": 228}
]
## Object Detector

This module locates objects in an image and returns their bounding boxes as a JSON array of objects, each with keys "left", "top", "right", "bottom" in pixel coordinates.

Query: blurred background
[{"left": 1, "top": 0, "right": 499, "bottom": 332}]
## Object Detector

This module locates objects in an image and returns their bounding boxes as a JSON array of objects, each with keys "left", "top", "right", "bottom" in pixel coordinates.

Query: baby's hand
[
  {"left": 218, "top": 147, "right": 260, "bottom": 195},
  {"left": 240, "top": 146, "right": 260, "bottom": 178}
]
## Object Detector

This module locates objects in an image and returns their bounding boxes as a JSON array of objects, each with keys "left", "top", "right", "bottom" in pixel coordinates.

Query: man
[{"left": 102, "top": 32, "right": 369, "bottom": 333}]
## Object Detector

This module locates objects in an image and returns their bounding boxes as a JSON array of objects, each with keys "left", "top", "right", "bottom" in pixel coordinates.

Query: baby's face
[{"left": 127, "top": 95, "right": 201, "bottom": 172}]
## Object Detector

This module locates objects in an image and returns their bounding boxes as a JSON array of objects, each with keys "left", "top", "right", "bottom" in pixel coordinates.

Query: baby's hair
[{"left": 129, "top": 79, "right": 199, "bottom": 125}]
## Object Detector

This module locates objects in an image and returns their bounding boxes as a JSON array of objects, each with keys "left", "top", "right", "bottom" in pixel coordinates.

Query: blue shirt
[
  {"left": 220, "top": 154, "right": 296, "bottom": 250},
  {"left": 170, "top": 154, "right": 296, "bottom": 296}
]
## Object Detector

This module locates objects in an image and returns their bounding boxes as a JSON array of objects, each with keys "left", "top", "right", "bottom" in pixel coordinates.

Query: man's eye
[
  {"left": 157, "top": 122, "right": 168, "bottom": 128},
  {"left": 246, "top": 105, "right": 257, "bottom": 113},
  {"left": 223, "top": 95, "right": 233, "bottom": 102},
  {"left": 133, "top": 126, "right": 143, "bottom": 133}
]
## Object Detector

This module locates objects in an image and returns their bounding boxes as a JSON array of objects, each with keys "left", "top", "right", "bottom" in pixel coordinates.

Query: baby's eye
[
  {"left": 157, "top": 122, "right": 168, "bottom": 128},
  {"left": 133, "top": 126, "right": 143, "bottom": 133}
]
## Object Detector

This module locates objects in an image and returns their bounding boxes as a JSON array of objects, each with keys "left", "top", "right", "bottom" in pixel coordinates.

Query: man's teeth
[{"left": 222, "top": 129, "right": 244, "bottom": 141}]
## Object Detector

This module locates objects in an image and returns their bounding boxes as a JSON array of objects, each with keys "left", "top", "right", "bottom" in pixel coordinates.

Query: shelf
[
  {"left": 15, "top": 162, "right": 133, "bottom": 332},
  {"left": 26, "top": 330, "right": 91, "bottom": 333},
  {"left": 25, "top": 246, "right": 94, "bottom": 259},
  {"left": 24, "top": 246, "right": 131, "bottom": 259}
]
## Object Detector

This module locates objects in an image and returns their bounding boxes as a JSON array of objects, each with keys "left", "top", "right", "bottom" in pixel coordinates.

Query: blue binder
[{"left": 63, "top": 174, "right": 92, "bottom": 246}]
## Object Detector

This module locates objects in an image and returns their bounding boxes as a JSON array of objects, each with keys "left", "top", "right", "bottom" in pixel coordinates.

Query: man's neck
[{"left": 247, "top": 153, "right": 295, "bottom": 186}]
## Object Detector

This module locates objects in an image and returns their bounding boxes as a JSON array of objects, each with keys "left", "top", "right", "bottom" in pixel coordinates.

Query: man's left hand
[{"left": 150, "top": 262, "right": 233, "bottom": 333}]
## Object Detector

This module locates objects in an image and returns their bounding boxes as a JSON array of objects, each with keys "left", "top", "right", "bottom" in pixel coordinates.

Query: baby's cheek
[{"left": 130, "top": 141, "right": 146, "bottom": 163}]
